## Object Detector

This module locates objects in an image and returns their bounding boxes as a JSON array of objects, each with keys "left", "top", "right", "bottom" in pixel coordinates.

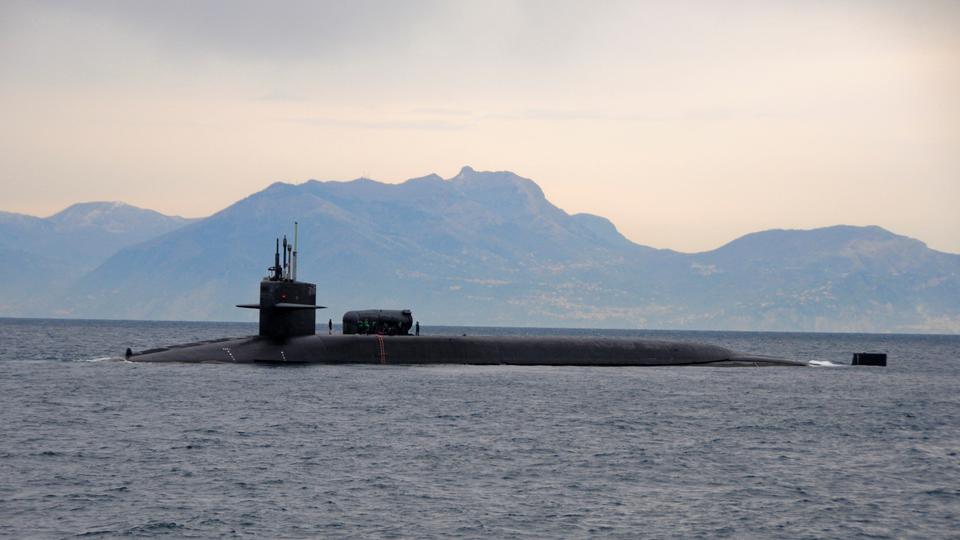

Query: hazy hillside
[
  {"left": 28, "top": 167, "right": 957, "bottom": 333},
  {"left": 61, "top": 168, "right": 652, "bottom": 322},
  {"left": 0, "top": 202, "right": 193, "bottom": 314},
  {"left": 677, "top": 226, "right": 960, "bottom": 331}
]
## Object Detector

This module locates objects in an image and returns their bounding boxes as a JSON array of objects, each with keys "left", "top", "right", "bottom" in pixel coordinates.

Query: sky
[{"left": 1, "top": 0, "right": 958, "bottom": 253}]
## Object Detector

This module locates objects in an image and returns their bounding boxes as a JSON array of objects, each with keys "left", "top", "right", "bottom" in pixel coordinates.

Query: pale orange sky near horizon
[{"left": 1, "top": 0, "right": 958, "bottom": 253}]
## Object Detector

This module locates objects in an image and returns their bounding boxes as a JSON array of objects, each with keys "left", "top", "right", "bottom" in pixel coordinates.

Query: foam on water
[
  {"left": 807, "top": 360, "right": 846, "bottom": 367},
  {"left": 81, "top": 356, "right": 122, "bottom": 362}
]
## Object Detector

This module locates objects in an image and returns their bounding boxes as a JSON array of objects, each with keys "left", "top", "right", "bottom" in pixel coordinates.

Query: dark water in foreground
[{"left": 1, "top": 318, "right": 958, "bottom": 539}]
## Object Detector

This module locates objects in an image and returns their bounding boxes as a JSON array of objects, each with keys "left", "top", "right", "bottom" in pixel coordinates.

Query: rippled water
[{"left": 1, "top": 318, "right": 958, "bottom": 538}]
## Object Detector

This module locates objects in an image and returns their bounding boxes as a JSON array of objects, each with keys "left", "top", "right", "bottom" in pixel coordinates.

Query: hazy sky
[{"left": 1, "top": 0, "right": 958, "bottom": 252}]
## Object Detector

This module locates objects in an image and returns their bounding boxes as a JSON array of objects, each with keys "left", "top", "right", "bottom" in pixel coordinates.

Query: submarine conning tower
[{"left": 237, "top": 222, "right": 325, "bottom": 340}]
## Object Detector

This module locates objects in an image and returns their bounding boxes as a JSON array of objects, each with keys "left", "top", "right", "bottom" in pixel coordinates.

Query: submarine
[{"left": 126, "top": 225, "right": 808, "bottom": 367}]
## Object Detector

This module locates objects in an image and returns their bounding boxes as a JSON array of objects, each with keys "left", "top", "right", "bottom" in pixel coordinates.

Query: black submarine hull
[{"left": 128, "top": 334, "right": 807, "bottom": 367}]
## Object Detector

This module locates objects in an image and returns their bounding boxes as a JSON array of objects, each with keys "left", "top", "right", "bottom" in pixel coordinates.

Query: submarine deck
[{"left": 128, "top": 334, "right": 807, "bottom": 367}]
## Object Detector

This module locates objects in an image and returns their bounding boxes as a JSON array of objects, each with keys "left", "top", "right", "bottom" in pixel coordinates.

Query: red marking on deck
[{"left": 376, "top": 335, "right": 387, "bottom": 364}]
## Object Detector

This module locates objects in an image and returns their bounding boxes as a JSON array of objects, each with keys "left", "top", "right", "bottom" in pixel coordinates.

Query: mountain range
[
  {"left": 0, "top": 202, "right": 193, "bottom": 314},
  {"left": 2, "top": 167, "right": 957, "bottom": 333}
]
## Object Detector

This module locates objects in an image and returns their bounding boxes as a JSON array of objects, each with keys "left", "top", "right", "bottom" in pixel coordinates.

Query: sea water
[{"left": 1, "top": 318, "right": 958, "bottom": 538}]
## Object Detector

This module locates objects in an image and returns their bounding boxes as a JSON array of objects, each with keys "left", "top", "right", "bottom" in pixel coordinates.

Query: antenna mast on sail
[{"left": 292, "top": 221, "right": 298, "bottom": 281}]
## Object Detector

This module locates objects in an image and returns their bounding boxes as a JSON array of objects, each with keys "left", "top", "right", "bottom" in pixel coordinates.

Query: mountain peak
[
  {"left": 47, "top": 201, "right": 190, "bottom": 233},
  {"left": 724, "top": 224, "right": 909, "bottom": 250},
  {"left": 51, "top": 200, "right": 129, "bottom": 215},
  {"left": 49, "top": 201, "right": 134, "bottom": 226},
  {"left": 264, "top": 180, "right": 296, "bottom": 191},
  {"left": 705, "top": 224, "right": 934, "bottom": 268}
]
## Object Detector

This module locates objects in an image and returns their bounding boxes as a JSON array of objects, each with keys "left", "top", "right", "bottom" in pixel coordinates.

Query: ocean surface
[{"left": 1, "top": 318, "right": 958, "bottom": 539}]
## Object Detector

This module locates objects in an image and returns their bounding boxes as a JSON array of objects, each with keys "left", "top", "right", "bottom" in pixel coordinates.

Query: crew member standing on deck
[{"left": 415, "top": 321, "right": 420, "bottom": 336}]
